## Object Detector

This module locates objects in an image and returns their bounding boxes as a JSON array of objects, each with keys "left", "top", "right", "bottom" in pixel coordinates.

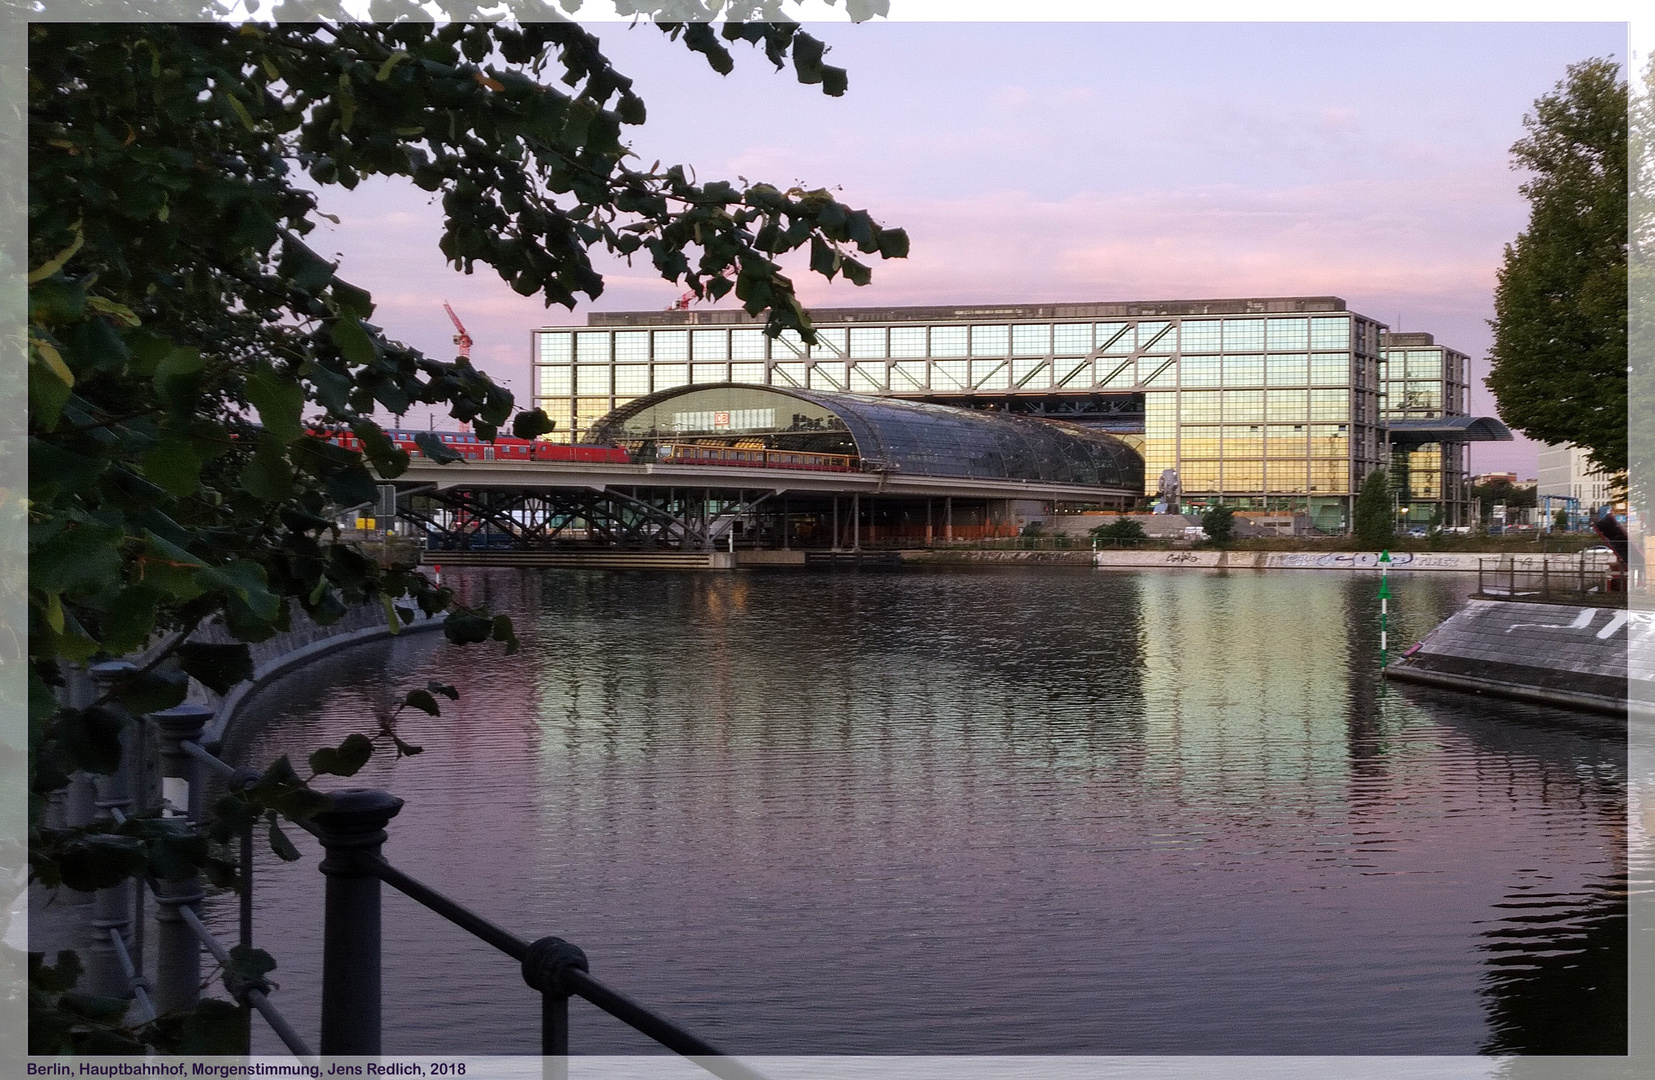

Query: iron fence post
[
  {"left": 522, "top": 935, "right": 589, "bottom": 1063},
  {"left": 150, "top": 704, "right": 213, "bottom": 1014},
  {"left": 86, "top": 662, "right": 139, "bottom": 1002},
  {"left": 315, "top": 788, "right": 404, "bottom": 1054}
]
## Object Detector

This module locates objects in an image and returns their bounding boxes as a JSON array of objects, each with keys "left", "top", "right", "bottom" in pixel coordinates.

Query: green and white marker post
[{"left": 1378, "top": 549, "right": 1391, "bottom": 667}]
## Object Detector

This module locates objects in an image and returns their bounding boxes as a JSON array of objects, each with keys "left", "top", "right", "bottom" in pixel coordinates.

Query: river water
[{"left": 211, "top": 566, "right": 1627, "bottom": 1057}]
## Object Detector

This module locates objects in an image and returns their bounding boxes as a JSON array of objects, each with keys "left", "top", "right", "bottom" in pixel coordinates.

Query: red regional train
[{"left": 322, "top": 427, "right": 632, "bottom": 464}]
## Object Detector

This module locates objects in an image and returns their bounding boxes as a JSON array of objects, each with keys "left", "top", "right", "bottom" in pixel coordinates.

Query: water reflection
[{"left": 215, "top": 567, "right": 1626, "bottom": 1056}]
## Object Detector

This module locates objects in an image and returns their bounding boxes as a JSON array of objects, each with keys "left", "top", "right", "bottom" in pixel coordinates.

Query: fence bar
[
  {"left": 86, "top": 662, "right": 138, "bottom": 1002},
  {"left": 182, "top": 738, "right": 239, "bottom": 779},
  {"left": 314, "top": 789, "right": 403, "bottom": 1055},
  {"left": 176, "top": 904, "right": 316, "bottom": 1059},
  {"left": 150, "top": 704, "right": 214, "bottom": 1013},
  {"left": 369, "top": 857, "right": 530, "bottom": 960},
  {"left": 108, "top": 926, "right": 156, "bottom": 1023}
]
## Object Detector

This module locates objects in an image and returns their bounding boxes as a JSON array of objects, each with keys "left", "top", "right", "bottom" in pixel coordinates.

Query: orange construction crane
[{"left": 443, "top": 301, "right": 473, "bottom": 359}]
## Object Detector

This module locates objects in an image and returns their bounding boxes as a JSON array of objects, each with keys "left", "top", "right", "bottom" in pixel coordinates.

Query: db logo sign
[{"left": 714, "top": 411, "right": 731, "bottom": 427}]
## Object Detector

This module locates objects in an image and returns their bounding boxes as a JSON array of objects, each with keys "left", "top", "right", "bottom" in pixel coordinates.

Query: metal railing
[
  {"left": 55, "top": 661, "right": 767, "bottom": 1077},
  {"left": 1476, "top": 554, "right": 1626, "bottom": 605}
]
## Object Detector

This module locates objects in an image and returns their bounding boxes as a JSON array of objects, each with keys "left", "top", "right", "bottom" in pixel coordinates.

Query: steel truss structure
[{"left": 404, "top": 486, "right": 777, "bottom": 551}]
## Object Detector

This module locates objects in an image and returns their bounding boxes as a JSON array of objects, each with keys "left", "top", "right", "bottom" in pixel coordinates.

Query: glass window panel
[
  {"left": 653, "top": 331, "right": 688, "bottom": 361},
  {"left": 1310, "top": 353, "right": 1348, "bottom": 386},
  {"left": 1226, "top": 425, "right": 1264, "bottom": 453},
  {"left": 1012, "top": 358, "right": 1049, "bottom": 388},
  {"left": 849, "top": 363, "right": 885, "bottom": 393},
  {"left": 1143, "top": 358, "right": 1177, "bottom": 387},
  {"left": 1405, "top": 351, "right": 1442, "bottom": 379},
  {"left": 614, "top": 331, "right": 649, "bottom": 361},
  {"left": 1138, "top": 322, "right": 1173, "bottom": 351},
  {"left": 772, "top": 362, "right": 807, "bottom": 388},
  {"left": 1053, "top": 323, "right": 1091, "bottom": 354},
  {"left": 809, "top": 364, "right": 847, "bottom": 391},
  {"left": 574, "top": 398, "right": 612, "bottom": 438},
  {"left": 1224, "top": 355, "right": 1264, "bottom": 385},
  {"left": 1180, "top": 319, "right": 1222, "bottom": 353},
  {"left": 889, "top": 327, "right": 926, "bottom": 358},
  {"left": 653, "top": 364, "right": 688, "bottom": 390},
  {"left": 1180, "top": 356, "right": 1222, "bottom": 387},
  {"left": 1181, "top": 426, "right": 1222, "bottom": 456},
  {"left": 813, "top": 328, "right": 848, "bottom": 357},
  {"left": 1309, "top": 460, "right": 1349, "bottom": 495},
  {"left": 538, "top": 332, "right": 573, "bottom": 362},
  {"left": 1225, "top": 390, "right": 1265, "bottom": 422},
  {"left": 972, "top": 359, "right": 1010, "bottom": 390},
  {"left": 1098, "top": 322, "right": 1134, "bottom": 354},
  {"left": 1223, "top": 318, "right": 1265, "bottom": 351},
  {"left": 1267, "top": 354, "right": 1309, "bottom": 386},
  {"left": 1310, "top": 317, "right": 1350, "bottom": 350},
  {"left": 1310, "top": 423, "right": 1349, "bottom": 456},
  {"left": 1181, "top": 462, "right": 1221, "bottom": 490},
  {"left": 1226, "top": 461, "right": 1264, "bottom": 490},
  {"left": 1181, "top": 391, "right": 1222, "bottom": 422},
  {"left": 729, "top": 329, "right": 766, "bottom": 360},
  {"left": 1265, "top": 318, "right": 1308, "bottom": 351},
  {"left": 1266, "top": 389, "right": 1308, "bottom": 421},
  {"left": 850, "top": 327, "right": 887, "bottom": 358},
  {"left": 931, "top": 360, "right": 969, "bottom": 391},
  {"left": 1056, "top": 357, "right": 1096, "bottom": 387},
  {"left": 930, "top": 326, "right": 967, "bottom": 358},
  {"left": 1309, "top": 390, "right": 1349, "bottom": 421},
  {"left": 1398, "top": 383, "right": 1442, "bottom": 412},
  {"left": 970, "top": 325, "right": 1009, "bottom": 357},
  {"left": 1011, "top": 324, "right": 1050, "bottom": 356},
  {"left": 1266, "top": 459, "right": 1308, "bottom": 493},
  {"left": 1096, "top": 357, "right": 1134, "bottom": 389},
  {"left": 691, "top": 363, "right": 727, "bottom": 384},
  {"left": 891, "top": 362, "right": 927, "bottom": 391},
  {"left": 772, "top": 329, "right": 808, "bottom": 358},
  {"left": 691, "top": 330, "right": 727, "bottom": 362},
  {"left": 576, "top": 366, "right": 610, "bottom": 395},
  {"left": 730, "top": 363, "right": 765, "bottom": 384},
  {"left": 576, "top": 331, "right": 611, "bottom": 363},
  {"left": 614, "top": 366, "right": 649, "bottom": 395},
  {"left": 537, "top": 365, "right": 572, "bottom": 396}
]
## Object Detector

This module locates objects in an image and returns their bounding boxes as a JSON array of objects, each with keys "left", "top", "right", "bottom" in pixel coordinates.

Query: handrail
[
  {"left": 369, "top": 857, "right": 529, "bottom": 961},
  {"left": 176, "top": 901, "right": 317, "bottom": 1059}
]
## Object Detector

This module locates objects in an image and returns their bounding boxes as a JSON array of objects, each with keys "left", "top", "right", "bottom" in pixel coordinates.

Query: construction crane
[{"left": 443, "top": 301, "right": 473, "bottom": 359}]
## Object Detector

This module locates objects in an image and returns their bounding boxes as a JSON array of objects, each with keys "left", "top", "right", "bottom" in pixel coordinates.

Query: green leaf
[
  {"left": 194, "top": 559, "right": 281, "bottom": 624},
  {"left": 330, "top": 316, "right": 378, "bottom": 366},
  {"left": 267, "top": 816, "right": 302, "bottom": 862},
  {"left": 110, "top": 669, "right": 190, "bottom": 716},
  {"left": 139, "top": 436, "right": 204, "bottom": 497},
  {"left": 490, "top": 613, "right": 519, "bottom": 655},
  {"left": 381, "top": 593, "right": 401, "bottom": 636},
  {"left": 309, "top": 732, "right": 374, "bottom": 777},
  {"left": 57, "top": 833, "right": 148, "bottom": 890},
  {"left": 402, "top": 688, "right": 440, "bottom": 716},
  {"left": 138, "top": 532, "right": 208, "bottom": 601},
  {"left": 171, "top": 998, "right": 251, "bottom": 1055},
  {"left": 512, "top": 408, "right": 557, "bottom": 440},
  {"left": 443, "top": 612, "right": 493, "bottom": 645},
  {"left": 414, "top": 431, "right": 463, "bottom": 463},
  {"left": 245, "top": 363, "right": 305, "bottom": 444},
  {"left": 427, "top": 680, "right": 459, "bottom": 701},
  {"left": 177, "top": 642, "right": 255, "bottom": 694},
  {"left": 58, "top": 706, "right": 127, "bottom": 775}
]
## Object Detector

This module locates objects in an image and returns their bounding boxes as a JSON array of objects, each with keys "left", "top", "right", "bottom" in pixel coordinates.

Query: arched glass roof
[
  {"left": 1384, "top": 416, "right": 1514, "bottom": 445},
  {"left": 590, "top": 384, "right": 1144, "bottom": 490}
]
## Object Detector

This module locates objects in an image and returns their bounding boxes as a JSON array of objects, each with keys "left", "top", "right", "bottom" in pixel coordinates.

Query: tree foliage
[
  {"left": 1353, "top": 469, "right": 1395, "bottom": 549},
  {"left": 1199, "top": 504, "right": 1235, "bottom": 544},
  {"left": 1089, "top": 517, "right": 1147, "bottom": 544},
  {"left": 1487, "top": 58, "right": 1628, "bottom": 477},
  {"left": 26, "top": 1, "right": 902, "bottom": 1050}
]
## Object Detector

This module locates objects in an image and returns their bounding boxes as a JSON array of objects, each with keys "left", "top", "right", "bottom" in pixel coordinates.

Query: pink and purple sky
[{"left": 307, "top": 20, "right": 1631, "bottom": 477}]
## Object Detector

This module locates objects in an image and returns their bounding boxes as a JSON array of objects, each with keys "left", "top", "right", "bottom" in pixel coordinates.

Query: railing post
[
  {"left": 150, "top": 704, "right": 213, "bottom": 1014},
  {"left": 315, "top": 789, "right": 403, "bottom": 1054},
  {"left": 85, "top": 662, "right": 139, "bottom": 1003},
  {"left": 522, "top": 935, "right": 589, "bottom": 1074}
]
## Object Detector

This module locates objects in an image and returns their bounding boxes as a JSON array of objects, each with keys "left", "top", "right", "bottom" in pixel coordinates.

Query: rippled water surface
[{"left": 214, "top": 567, "right": 1627, "bottom": 1055}]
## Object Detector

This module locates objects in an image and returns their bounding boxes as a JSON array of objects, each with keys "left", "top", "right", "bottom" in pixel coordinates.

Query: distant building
[
  {"left": 534, "top": 297, "right": 1507, "bottom": 533},
  {"left": 1380, "top": 332, "right": 1472, "bottom": 527},
  {"left": 1472, "top": 471, "right": 1519, "bottom": 487},
  {"left": 1536, "top": 444, "right": 1618, "bottom": 512}
]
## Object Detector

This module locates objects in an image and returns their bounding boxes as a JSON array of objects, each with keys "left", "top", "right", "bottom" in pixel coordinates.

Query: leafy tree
[
  {"left": 1089, "top": 518, "right": 1147, "bottom": 544},
  {"left": 1353, "top": 469, "right": 1395, "bottom": 548},
  {"left": 1470, "top": 476, "right": 1537, "bottom": 511},
  {"left": 24, "top": 2, "right": 903, "bottom": 1052},
  {"left": 1630, "top": 56, "right": 1654, "bottom": 522},
  {"left": 1487, "top": 58, "right": 1627, "bottom": 477},
  {"left": 1554, "top": 507, "right": 1571, "bottom": 532},
  {"left": 1199, "top": 503, "right": 1235, "bottom": 544}
]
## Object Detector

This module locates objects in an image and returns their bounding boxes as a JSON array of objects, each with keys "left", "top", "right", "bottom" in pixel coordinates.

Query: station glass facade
[
  {"left": 534, "top": 298, "right": 1388, "bottom": 529},
  {"left": 1380, "top": 332, "right": 1471, "bottom": 526}
]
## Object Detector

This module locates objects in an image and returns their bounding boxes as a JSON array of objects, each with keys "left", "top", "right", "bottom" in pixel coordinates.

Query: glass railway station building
[{"left": 533, "top": 296, "right": 1505, "bottom": 533}]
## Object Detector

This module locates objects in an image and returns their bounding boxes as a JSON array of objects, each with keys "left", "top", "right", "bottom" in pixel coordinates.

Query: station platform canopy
[
  {"left": 588, "top": 383, "right": 1144, "bottom": 491},
  {"left": 1383, "top": 416, "right": 1514, "bottom": 446}
]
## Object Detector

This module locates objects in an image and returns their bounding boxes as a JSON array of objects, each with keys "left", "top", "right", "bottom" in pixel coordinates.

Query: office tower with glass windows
[
  {"left": 533, "top": 297, "right": 1394, "bottom": 531},
  {"left": 1380, "top": 331, "right": 1472, "bottom": 527}
]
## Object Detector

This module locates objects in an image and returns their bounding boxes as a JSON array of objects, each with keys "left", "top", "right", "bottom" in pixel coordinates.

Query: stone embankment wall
[
  {"left": 900, "top": 549, "right": 1097, "bottom": 566},
  {"left": 1092, "top": 550, "right": 1607, "bottom": 573},
  {"left": 1385, "top": 598, "right": 1651, "bottom": 718}
]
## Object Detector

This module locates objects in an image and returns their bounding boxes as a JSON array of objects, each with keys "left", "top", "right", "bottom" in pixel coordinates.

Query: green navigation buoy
[{"left": 1379, "top": 549, "right": 1391, "bottom": 667}]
